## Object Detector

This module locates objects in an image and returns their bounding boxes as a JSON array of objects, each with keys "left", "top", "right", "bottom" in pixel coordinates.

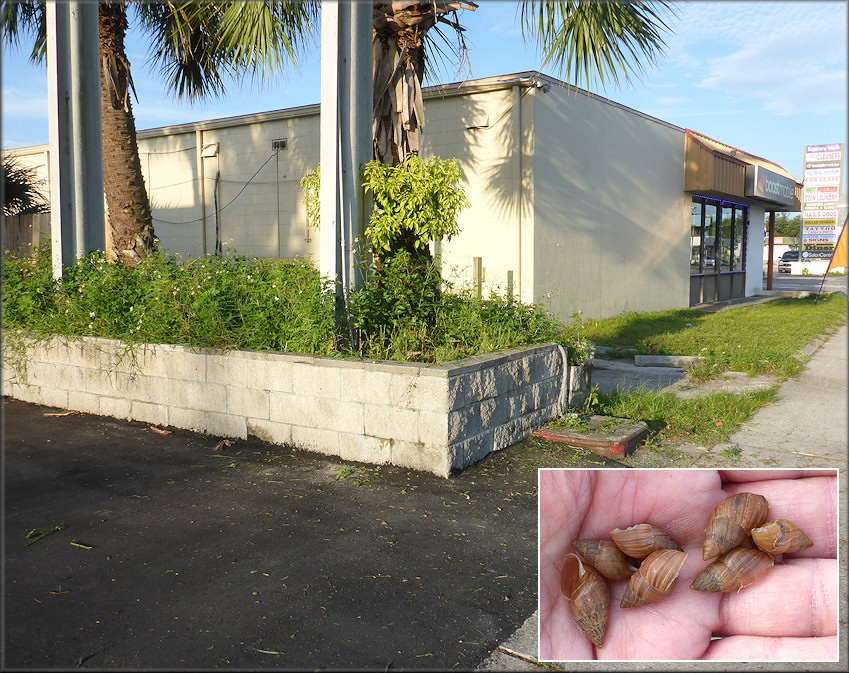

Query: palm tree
[
  {"left": 372, "top": 0, "right": 675, "bottom": 167},
  {"left": 1, "top": 0, "right": 319, "bottom": 266},
  {"left": 2, "top": 153, "right": 49, "bottom": 217}
]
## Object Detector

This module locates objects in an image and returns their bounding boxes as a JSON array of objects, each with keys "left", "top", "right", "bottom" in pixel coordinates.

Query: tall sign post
[{"left": 800, "top": 143, "right": 844, "bottom": 272}]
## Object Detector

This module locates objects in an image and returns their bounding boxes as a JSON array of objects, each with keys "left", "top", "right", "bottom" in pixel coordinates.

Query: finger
[
  {"left": 720, "top": 469, "right": 838, "bottom": 483},
  {"left": 539, "top": 601, "right": 595, "bottom": 662},
  {"left": 716, "top": 558, "right": 838, "bottom": 638},
  {"left": 725, "top": 475, "right": 838, "bottom": 558},
  {"left": 703, "top": 634, "right": 838, "bottom": 661},
  {"left": 538, "top": 469, "right": 597, "bottom": 661}
]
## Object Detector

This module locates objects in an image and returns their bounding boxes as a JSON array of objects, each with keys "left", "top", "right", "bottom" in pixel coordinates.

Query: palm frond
[
  {"left": 1, "top": 0, "right": 46, "bottom": 64},
  {"left": 2, "top": 153, "right": 49, "bottom": 216},
  {"left": 135, "top": 1, "right": 318, "bottom": 103},
  {"left": 213, "top": 0, "right": 319, "bottom": 89},
  {"left": 135, "top": 1, "right": 230, "bottom": 101},
  {"left": 519, "top": 0, "right": 677, "bottom": 91}
]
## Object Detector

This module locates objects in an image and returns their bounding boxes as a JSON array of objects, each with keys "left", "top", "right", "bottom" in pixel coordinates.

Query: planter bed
[{"left": 2, "top": 335, "right": 590, "bottom": 477}]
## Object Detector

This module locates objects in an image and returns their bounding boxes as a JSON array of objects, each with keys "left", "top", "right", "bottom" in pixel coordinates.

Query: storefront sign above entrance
[{"left": 744, "top": 165, "right": 797, "bottom": 207}]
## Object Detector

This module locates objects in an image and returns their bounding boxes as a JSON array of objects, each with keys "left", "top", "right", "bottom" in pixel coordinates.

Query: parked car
[{"left": 778, "top": 250, "right": 799, "bottom": 273}]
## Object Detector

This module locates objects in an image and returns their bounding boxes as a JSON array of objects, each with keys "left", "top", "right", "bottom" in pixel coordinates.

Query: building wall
[
  {"left": 3, "top": 146, "right": 50, "bottom": 205},
  {"left": 6, "top": 74, "right": 794, "bottom": 320},
  {"left": 530, "top": 83, "right": 691, "bottom": 320},
  {"left": 137, "top": 111, "right": 320, "bottom": 260},
  {"left": 420, "top": 85, "right": 535, "bottom": 303},
  {"left": 138, "top": 132, "right": 202, "bottom": 257}
]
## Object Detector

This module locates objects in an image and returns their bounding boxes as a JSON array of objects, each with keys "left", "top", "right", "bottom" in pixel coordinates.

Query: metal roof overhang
[{"left": 684, "top": 129, "right": 802, "bottom": 211}]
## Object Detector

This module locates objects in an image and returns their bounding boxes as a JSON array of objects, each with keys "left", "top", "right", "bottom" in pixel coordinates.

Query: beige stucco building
[{"left": 6, "top": 71, "right": 802, "bottom": 321}]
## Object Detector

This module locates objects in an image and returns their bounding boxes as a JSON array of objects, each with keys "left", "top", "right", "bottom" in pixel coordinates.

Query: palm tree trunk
[
  {"left": 99, "top": 1, "right": 154, "bottom": 267},
  {"left": 372, "top": 6, "right": 427, "bottom": 168}
]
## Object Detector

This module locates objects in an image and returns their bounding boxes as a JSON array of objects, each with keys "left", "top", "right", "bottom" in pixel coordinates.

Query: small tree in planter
[{"left": 301, "top": 154, "right": 468, "bottom": 351}]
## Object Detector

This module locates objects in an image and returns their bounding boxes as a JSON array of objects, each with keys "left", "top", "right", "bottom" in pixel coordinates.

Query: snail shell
[
  {"left": 572, "top": 539, "right": 639, "bottom": 581},
  {"left": 703, "top": 492, "right": 769, "bottom": 560},
  {"left": 751, "top": 519, "right": 813, "bottom": 554},
  {"left": 690, "top": 547, "right": 774, "bottom": 592},
  {"left": 609, "top": 523, "right": 682, "bottom": 559},
  {"left": 620, "top": 548, "right": 688, "bottom": 608},
  {"left": 560, "top": 553, "right": 609, "bottom": 648}
]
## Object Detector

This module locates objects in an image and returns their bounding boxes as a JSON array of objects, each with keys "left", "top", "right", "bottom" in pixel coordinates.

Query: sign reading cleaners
[{"left": 801, "top": 143, "right": 844, "bottom": 261}]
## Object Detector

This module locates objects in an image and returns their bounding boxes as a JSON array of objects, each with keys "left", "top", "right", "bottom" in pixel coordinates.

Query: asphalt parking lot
[{"left": 2, "top": 396, "right": 577, "bottom": 670}]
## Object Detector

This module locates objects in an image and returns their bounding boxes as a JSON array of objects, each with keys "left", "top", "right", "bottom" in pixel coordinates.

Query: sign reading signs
[
  {"left": 801, "top": 143, "right": 844, "bottom": 261},
  {"left": 744, "top": 165, "right": 797, "bottom": 207}
]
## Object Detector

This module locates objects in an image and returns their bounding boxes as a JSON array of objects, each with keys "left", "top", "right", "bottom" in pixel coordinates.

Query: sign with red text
[{"left": 801, "top": 143, "right": 844, "bottom": 260}]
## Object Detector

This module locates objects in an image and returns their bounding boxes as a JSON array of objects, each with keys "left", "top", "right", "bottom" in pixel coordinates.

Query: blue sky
[{"left": 2, "top": 1, "right": 847, "bottom": 190}]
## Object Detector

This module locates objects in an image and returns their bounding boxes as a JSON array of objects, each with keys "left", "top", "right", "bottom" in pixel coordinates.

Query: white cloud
[
  {"left": 655, "top": 96, "right": 690, "bottom": 106},
  {"left": 2, "top": 87, "right": 48, "bottom": 119},
  {"left": 681, "top": 2, "right": 847, "bottom": 115}
]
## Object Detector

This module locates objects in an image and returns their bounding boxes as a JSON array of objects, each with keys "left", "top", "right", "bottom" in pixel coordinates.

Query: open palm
[{"left": 539, "top": 469, "right": 838, "bottom": 661}]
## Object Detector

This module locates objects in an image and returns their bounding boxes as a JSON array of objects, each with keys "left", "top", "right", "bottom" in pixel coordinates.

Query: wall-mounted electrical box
[
  {"left": 200, "top": 142, "right": 219, "bottom": 158},
  {"left": 272, "top": 138, "right": 288, "bottom": 151}
]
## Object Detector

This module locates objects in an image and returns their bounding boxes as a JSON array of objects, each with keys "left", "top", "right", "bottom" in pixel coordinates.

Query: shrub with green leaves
[
  {"left": 301, "top": 154, "right": 469, "bottom": 259},
  {"left": 2, "top": 246, "right": 338, "bottom": 355},
  {"left": 362, "top": 154, "right": 469, "bottom": 255},
  {"left": 2, "top": 245, "right": 592, "bottom": 365}
]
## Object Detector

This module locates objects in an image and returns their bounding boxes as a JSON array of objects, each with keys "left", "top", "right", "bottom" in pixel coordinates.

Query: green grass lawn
[{"left": 582, "top": 294, "right": 847, "bottom": 380}]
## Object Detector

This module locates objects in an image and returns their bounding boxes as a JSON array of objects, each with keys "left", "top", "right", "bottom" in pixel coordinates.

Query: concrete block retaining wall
[{"left": 2, "top": 336, "right": 590, "bottom": 477}]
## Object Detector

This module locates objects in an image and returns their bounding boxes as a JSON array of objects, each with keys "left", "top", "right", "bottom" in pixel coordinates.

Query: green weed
[
  {"left": 592, "top": 387, "right": 779, "bottom": 446},
  {"left": 721, "top": 445, "right": 743, "bottom": 458}
]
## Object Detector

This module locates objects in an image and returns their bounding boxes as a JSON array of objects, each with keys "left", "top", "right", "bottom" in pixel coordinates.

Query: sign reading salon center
[{"left": 801, "top": 143, "right": 844, "bottom": 262}]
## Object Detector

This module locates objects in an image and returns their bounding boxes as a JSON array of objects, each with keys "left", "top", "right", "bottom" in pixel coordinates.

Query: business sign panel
[
  {"left": 745, "top": 165, "right": 797, "bottom": 207},
  {"left": 801, "top": 143, "right": 844, "bottom": 261}
]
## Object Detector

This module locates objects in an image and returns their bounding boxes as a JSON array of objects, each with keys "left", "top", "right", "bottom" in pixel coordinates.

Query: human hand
[{"left": 538, "top": 469, "right": 838, "bottom": 661}]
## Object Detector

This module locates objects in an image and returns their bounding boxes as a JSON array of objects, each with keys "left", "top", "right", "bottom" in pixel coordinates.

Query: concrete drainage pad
[{"left": 533, "top": 415, "right": 649, "bottom": 459}]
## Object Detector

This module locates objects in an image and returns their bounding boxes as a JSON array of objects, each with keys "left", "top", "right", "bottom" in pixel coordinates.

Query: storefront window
[
  {"left": 733, "top": 207, "right": 746, "bottom": 271},
  {"left": 691, "top": 201, "right": 703, "bottom": 274},
  {"left": 720, "top": 206, "right": 733, "bottom": 271},
  {"left": 690, "top": 196, "right": 748, "bottom": 275},
  {"left": 704, "top": 203, "right": 717, "bottom": 272}
]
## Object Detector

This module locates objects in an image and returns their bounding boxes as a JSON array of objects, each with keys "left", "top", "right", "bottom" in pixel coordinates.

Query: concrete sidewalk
[{"left": 707, "top": 321, "right": 847, "bottom": 468}]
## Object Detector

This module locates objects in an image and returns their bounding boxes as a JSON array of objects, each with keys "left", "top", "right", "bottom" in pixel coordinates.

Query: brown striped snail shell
[
  {"left": 751, "top": 519, "right": 813, "bottom": 554},
  {"left": 620, "top": 548, "right": 688, "bottom": 608},
  {"left": 572, "top": 539, "right": 639, "bottom": 581},
  {"left": 560, "top": 553, "right": 609, "bottom": 647},
  {"left": 703, "top": 492, "right": 769, "bottom": 560},
  {"left": 609, "top": 523, "right": 682, "bottom": 559},
  {"left": 690, "top": 547, "right": 774, "bottom": 592}
]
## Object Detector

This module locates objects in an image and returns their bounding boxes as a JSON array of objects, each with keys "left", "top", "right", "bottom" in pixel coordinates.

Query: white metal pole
[
  {"left": 320, "top": 0, "right": 373, "bottom": 334},
  {"left": 319, "top": 1, "right": 341, "bottom": 290},
  {"left": 68, "top": 0, "right": 105, "bottom": 258},
  {"left": 46, "top": 1, "right": 74, "bottom": 279},
  {"left": 345, "top": 0, "right": 372, "bottom": 292}
]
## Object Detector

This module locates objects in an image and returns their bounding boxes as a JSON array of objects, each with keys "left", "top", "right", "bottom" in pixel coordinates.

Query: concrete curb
[
  {"left": 634, "top": 354, "right": 704, "bottom": 368},
  {"left": 476, "top": 612, "right": 543, "bottom": 671},
  {"left": 533, "top": 416, "right": 649, "bottom": 459}
]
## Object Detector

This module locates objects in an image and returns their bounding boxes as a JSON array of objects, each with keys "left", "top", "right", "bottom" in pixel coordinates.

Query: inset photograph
[{"left": 538, "top": 468, "right": 839, "bottom": 662}]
